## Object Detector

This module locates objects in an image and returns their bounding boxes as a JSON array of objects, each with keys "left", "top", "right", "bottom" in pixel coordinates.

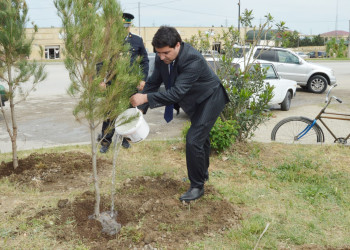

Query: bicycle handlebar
[
  {"left": 325, "top": 84, "right": 337, "bottom": 103},
  {"left": 324, "top": 84, "right": 343, "bottom": 108},
  {"left": 335, "top": 97, "right": 343, "bottom": 103}
]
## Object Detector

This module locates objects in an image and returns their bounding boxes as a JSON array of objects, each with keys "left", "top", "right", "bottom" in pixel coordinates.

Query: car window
[
  {"left": 277, "top": 50, "right": 299, "bottom": 64},
  {"left": 254, "top": 49, "right": 277, "bottom": 62},
  {"left": 248, "top": 63, "right": 277, "bottom": 80},
  {"left": 262, "top": 64, "right": 278, "bottom": 79}
]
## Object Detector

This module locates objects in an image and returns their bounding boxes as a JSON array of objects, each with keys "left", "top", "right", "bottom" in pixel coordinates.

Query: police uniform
[
  {"left": 100, "top": 13, "right": 149, "bottom": 152},
  {"left": 126, "top": 32, "right": 149, "bottom": 81}
]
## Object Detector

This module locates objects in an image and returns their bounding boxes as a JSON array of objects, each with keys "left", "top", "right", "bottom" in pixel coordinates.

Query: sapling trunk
[
  {"left": 111, "top": 134, "right": 123, "bottom": 216},
  {"left": 7, "top": 67, "right": 19, "bottom": 169},
  {"left": 90, "top": 123, "right": 100, "bottom": 217}
]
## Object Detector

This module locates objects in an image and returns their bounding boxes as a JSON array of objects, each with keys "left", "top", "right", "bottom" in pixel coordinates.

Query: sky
[{"left": 26, "top": 0, "right": 350, "bottom": 36}]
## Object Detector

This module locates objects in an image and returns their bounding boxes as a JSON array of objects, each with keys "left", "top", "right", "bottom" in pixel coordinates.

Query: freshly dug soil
[{"left": 1, "top": 152, "right": 241, "bottom": 249}]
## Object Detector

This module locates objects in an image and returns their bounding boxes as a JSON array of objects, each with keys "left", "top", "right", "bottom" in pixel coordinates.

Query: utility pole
[
  {"left": 348, "top": 20, "right": 350, "bottom": 58},
  {"left": 238, "top": 0, "right": 240, "bottom": 42},
  {"left": 138, "top": 2, "right": 141, "bottom": 36},
  {"left": 335, "top": 0, "right": 339, "bottom": 39}
]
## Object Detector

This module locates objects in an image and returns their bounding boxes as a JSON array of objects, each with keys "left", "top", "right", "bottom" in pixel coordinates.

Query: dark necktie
[{"left": 164, "top": 62, "right": 174, "bottom": 123}]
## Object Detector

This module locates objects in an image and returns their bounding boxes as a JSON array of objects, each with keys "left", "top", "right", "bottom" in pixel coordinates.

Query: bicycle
[{"left": 271, "top": 84, "right": 350, "bottom": 144}]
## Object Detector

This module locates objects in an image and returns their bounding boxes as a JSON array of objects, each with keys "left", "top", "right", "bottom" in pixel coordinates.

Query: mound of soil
[
  {"left": 0, "top": 151, "right": 110, "bottom": 191},
  {"left": 1, "top": 152, "right": 241, "bottom": 248},
  {"left": 53, "top": 176, "right": 240, "bottom": 249}
]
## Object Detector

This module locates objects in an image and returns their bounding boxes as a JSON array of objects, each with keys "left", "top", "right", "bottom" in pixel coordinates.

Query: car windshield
[
  {"left": 262, "top": 64, "right": 278, "bottom": 79},
  {"left": 248, "top": 64, "right": 277, "bottom": 79}
]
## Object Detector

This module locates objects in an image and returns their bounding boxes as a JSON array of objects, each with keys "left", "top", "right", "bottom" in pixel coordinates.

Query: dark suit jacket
[{"left": 142, "top": 42, "right": 229, "bottom": 122}]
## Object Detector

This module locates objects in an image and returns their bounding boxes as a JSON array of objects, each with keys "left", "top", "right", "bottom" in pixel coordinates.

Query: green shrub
[{"left": 182, "top": 118, "right": 239, "bottom": 153}]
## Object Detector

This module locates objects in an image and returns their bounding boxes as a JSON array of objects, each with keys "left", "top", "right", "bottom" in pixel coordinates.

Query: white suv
[{"left": 233, "top": 46, "right": 336, "bottom": 94}]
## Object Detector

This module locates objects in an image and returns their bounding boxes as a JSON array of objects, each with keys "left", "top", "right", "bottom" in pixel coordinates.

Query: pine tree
[
  {"left": 55, "top": 0, "right": 142, "bottom": 217},
  {"left": 0, "top": 0, "right": 46, "bottom": 169}
]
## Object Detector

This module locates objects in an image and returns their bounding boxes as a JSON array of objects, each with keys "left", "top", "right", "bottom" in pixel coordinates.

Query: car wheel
[
  {"left": 281, "top": 91, "right": 292, "bottom": 111},
  {"left": 307, "top": 75, "right": 328, "bottom": 94}
]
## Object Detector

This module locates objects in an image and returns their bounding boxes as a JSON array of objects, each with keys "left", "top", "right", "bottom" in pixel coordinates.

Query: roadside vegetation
[{"left": 1, "top": 141, "right": 349, "bottom": 249}]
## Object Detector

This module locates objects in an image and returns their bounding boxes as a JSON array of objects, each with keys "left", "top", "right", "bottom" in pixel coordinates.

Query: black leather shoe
[
  {"left": 100, "top": 144, "right": 110, "bottom": 153},
  {"left": 122, "top": 138, "right": 131, "bottom": 149},
  {"left": 179, "top": 187, "right": 204, "bottom": 202}
]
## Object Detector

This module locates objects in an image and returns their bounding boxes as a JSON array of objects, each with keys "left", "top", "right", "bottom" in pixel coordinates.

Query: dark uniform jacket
[
  {"left": 142, "top": 42, "right": 229, "bottom": 121},
  {"left": 126, "top": 32, "right": 149, "bottom": 81},
  {"left": 96, "top": 32, "right": 149, "bottom": 83}
]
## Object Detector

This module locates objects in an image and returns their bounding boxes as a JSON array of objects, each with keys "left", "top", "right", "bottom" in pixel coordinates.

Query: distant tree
[
  {"left": 312, "top": 35, "right": 325, "bottom": 46},
  {"left": 0, "top": 0, "right": 46, "bottom": 169},
  {"left": 55, "top": 0, "right": 142, "bottom": 218},
  {"left": 299, "top": 36, "right": 312, "bottom": 46},
  {"left": 326, "top": 38, "right": 347, "bottom": 58}
]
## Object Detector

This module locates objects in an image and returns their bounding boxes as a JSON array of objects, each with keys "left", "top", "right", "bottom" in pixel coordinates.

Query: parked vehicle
[
  {"left": 206, "top": 57, "right": 297, "bottom": 111},
  {"left": 249, "top": 63, "right": 297, "bottom": 111},
  {"left": 147, "top": 52, "right": 156, "bottom": 78},
  {"left": 295, "top": 51, "right": 309, "bottom": 59},
  {"left": 307, "top": 51, "right": 328, "bottom": 58},
  {"left": 0, "top": 84, "right": 8, "bottom": 106},
  {"left": 232, "top": 46, "right": 336, "bottom": 94}
]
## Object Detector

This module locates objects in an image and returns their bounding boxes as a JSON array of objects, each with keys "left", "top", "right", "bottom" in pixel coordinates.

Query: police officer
[{"left": 99, "top": 13, "right": 149, "bottom": 153}]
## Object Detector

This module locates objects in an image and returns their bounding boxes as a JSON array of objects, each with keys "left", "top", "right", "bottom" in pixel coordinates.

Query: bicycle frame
[{"left": 297, "top": 84, "right": 350, "bottom": 143}]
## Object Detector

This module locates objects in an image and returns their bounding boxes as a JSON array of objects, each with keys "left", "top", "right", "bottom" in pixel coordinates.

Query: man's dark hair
[{"left": 152, "top": 26, "right": 182, "bottom": 49}]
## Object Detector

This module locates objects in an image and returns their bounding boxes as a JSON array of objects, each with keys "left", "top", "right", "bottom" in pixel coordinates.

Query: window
[
  {"left": 254, "top": 49, "right": 277, "bottom": 62},
  {"left": 45, "top": 46, "right": 60, "bottom": 59},
  {"left": 277, "top": 50, "right": 299, "bottom": 64},
  {"left": 262, "top": 64, "right": 278, "bottom": 79}
]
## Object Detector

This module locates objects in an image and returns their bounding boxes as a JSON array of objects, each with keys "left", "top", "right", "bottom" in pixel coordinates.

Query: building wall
[
  {"left": 27, "top": 26, "right": 235, "bottom": 60},
  {"left": 27, "top": 28, "right": 65, "bottom": 60},
  {"left": 131, "top": 26, "right": 232, "bottom": 52}
]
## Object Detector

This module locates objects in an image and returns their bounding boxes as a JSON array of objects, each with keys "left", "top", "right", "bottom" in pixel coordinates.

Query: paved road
[
  {"left": 0, "top": 63, "right": 188, "bottom": 153},
  {"left": 1, "top": 61, "right": 349, "bottom": 153}
]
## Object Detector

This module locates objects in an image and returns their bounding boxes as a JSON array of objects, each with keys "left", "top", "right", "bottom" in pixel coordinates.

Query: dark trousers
[
  {"left": 185, "top": 85, "right": 228, "bottom": 188},
  {"left": 101, "top": 119, "right": 115, "bottom": 144}
]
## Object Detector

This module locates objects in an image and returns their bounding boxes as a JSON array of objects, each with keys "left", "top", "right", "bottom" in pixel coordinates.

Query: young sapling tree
[{"left": 55, "top": 0, "right": 142, "bottom": 219}]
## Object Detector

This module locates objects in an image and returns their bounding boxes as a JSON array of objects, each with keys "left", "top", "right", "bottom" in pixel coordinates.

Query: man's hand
[
  {"left": 137, "top": 80, "right": 146, "bottom": 91},
  {"left": 130, "top": 93, "right": 148, "bottom": 107},
  {"left": 99, "top": 82, "right": 107, "bottom": 90}
]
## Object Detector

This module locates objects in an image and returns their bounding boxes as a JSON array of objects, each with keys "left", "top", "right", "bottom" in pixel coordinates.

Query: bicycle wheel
[{"left": 271, "top": 116, "right": 324, "bottom": 144}]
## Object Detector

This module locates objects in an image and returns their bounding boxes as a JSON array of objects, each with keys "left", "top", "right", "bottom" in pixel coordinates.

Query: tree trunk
[
  {"left": 8, "top": 67, "right": 19, "bottom": 169},
  {"left": 90, "top": 123, "right": 100, "bottom": 217}
]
